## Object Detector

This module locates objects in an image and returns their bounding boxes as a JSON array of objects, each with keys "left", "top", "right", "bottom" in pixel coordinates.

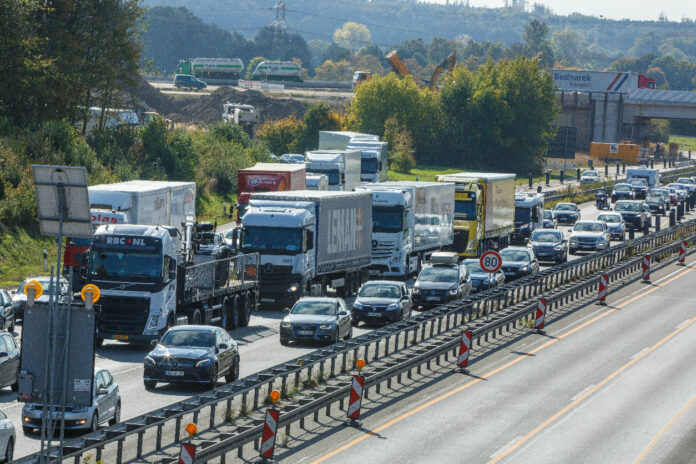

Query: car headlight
[
  {"left": 287, "top": 284, "right": 298, "bottom": 293},
  {"left": 412, "top": 287, "right": 421, "bottom": 294},
  {"left": 520, "top": 265, "right": 529, "bottom": 271},
  {"left": 448, "top": 289, "right": 459, "bottom": 296},
  {"left": 146, "top": 313, "right": 162, "bottom": 331},
  {"left": 319, "top": 324, "right": 334, "bottom": 330},
  {"left": 281, "top": 322, "right": 292, "bottom": 328},
  {"left": 386, "top": 303, "right": 399, "bottom": 310},
  {"left": 391, "top": 256, "right": 400, "bottom": 264},
  {"left": 196, "top": 358, "right": 212, "bottom": 368},
  {"left": 353, "top": 302, "right": 363, "bottom": 310},
  {"left": 144, "top": 356, "right": 156, "bottom": 367},
  {"left": 554, "top": 245, "right": 565, "bottom": 251}
]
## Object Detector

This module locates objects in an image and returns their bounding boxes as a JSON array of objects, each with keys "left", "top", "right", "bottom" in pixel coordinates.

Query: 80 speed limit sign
[{"left": 479, "top": 250, "right": 502, "bottom": 273}]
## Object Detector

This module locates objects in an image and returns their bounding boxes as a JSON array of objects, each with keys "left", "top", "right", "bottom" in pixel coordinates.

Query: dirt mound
[
  {"left": 175, "top": 87, "right": 307, "bottom": 124},
  {"left": 129, "top": 77, "right": 180, "bottom": 115}
]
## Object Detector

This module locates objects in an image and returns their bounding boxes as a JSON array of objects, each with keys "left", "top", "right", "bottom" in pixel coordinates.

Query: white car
[
  {"left": 12, "top": 277, "right": 69, "bottom": 318},
  {"left": 0, "top": 409, "right": 15, "bottom": 462},
  {"left": 569, "top": 221, "right": 611, "bottom": 254},
  {"left": 580, "top": 170, "right": 601, "bottom": 183}
]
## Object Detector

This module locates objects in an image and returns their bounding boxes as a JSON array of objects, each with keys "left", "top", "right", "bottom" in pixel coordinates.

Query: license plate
[
  {"left": 426, "top": 296, "right": 440, "bottom": 301},
  {"left": 113, "top": 335, "right": 128, "bottom": 340},
  {"left": 165, "top": 370, "right": 184, "bottom": 377},
  {"left": 367, "top": 312, "right": 381, "bottom": 317},
  {"left": 580, "top": 245, "right": 593, "bottom": 249},
  {"left": 296, "top": 330, "right": 312, "bottom": 335},
  {"left": 261, "top": 298, "right": 275, "bottom": 303}
]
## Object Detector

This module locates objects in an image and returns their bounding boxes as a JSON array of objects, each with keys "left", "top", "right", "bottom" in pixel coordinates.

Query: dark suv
[
  {"left": 174, "top": 74, "right": 207, "bottom": 90},
  {"left": 412, "top": 253, "right": 471, "bottom": 310}
]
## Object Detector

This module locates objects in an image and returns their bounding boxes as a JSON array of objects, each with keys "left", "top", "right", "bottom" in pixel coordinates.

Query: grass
[
  {"left": 197, "top": 190, "right": 236, "bottom": 224},
  {"left": 387, "top": 165, "right": 462, "bottom": 182},
  {"left": 670, "top": 135, "right": 696, "bottom": 153},
  {"left": 0, "top": 229, "right": 59, "bottom": 288}
]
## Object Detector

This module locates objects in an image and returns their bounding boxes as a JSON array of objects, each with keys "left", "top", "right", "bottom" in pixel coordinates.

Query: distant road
[{"left": 149, "top": 82, "right": 354, "bottom": 101}]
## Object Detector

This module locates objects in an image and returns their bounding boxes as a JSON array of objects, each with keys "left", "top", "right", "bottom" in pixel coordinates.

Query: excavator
[{"left": 385, "top": 50, "right": 456, "bottom": 89}]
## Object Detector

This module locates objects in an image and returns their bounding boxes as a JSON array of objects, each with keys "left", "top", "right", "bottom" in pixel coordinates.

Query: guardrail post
[
  {"left": 545, "top": 171, "right": 550, "bottom": 185},
  {"left": 604, "top": 164, "right": 609, "bottom": 177},
  {"left": 655, "top": 215, "right": 661, "bottom": 231},
  {"left": 670, "top": 209, "right": 676, "bottom": 227},
  {"left": 678, "top": 202, "right": 684, "bottom": 221}
]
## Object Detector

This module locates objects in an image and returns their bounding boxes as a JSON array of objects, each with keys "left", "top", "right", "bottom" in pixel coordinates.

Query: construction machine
[{"left": 385, "top": 50, "right": 456, "bottom": 89}]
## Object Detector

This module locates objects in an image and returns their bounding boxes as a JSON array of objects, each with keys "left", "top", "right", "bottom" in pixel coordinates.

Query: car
[
  {"left": 529, "top": 229, "right": 568, "bottom": 264},
  {"left": 661, "top": 187, "right": 679, "bottom": 205},
  {"left": 0, "top": 409, "right": 15, "bottom": 462},
  {"left": 645, "top": 190, "right": 670, "bottom": 214},
  {"left": 0, "top": 291, "right": 14, "bottom": 333},
  {"left": 280, "top": 153, "right": 306, "bottom": 164},
  {"left": 668, "top": 182, "right": 693, "bottom": 199},
  {"left": 611, "top": 183, "right": 636, "bottom": 203},
  {"left": 351, "top": 281, "right": 412, "bottom": 326},
  {"left": 552, "top": 203, "right": 581, "bottom": 225},
  {"left": 597, "top": 212, "right": 626, "bottom": 241},
  {"left": 144, "top": 325, "right": 240, "bottom": 389},
  {"left": 192, "top": 224, "right": 231, "bottom": 259},
  {"left": 542, "top": 209, "right": 557, "bottom": 229},
  {"left": 412, "top": 253, "right": 472, "bottom": 309},
  {"left": 651, "top": 189, "right": 673, "bottom": 210},
  {"left": 0, "top": 332, "right": 19, "bottom": 393},
  {"left": 627, "top": 178, "right": 649, "bottom": 199},
  {"left": 666, "top": 183, "right": 688, "bottom": 202},
  {"left": 462, "top": 259, "right": 505, "bottom": 292},
  {"left": 568, "top": 220, "right": 611, "bottom": 254},
  {"left": 614, "top": 200, "right": 651, "bottom": 229},
  {"left": 580, "top": 170, "right": 601, "bottom": 183},
  {"left": 677, "top": 177, "right": 696, "bottom": 195},
  {"left": 500, "top": 247, "right": 540, "bottom": 281},
  {"left": 280, "top": 297, "right": 352, "bottom": 345},
  {"left": 173, "top": 74, "right": 207, "bottom": 90},
  {"left": 12, "top": 276, "right": 69, "bottom": 318},
  {"left": 22, "top": 368, "right": 120, "bottom": 434}
]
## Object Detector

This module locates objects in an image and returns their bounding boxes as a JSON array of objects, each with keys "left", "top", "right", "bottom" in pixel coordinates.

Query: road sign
[{"left": 480, "top": 250, "right": 502, "bottom": 273}]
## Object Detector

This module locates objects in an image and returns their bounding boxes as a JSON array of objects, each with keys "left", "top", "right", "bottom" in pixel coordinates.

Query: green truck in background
[{"left": 176, "top": 58, "right": 244, "bottom": 81}]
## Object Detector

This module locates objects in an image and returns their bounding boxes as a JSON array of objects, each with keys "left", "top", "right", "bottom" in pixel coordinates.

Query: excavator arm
[{"left": 430, "top": 52, "right": 456, "bottom": 87}]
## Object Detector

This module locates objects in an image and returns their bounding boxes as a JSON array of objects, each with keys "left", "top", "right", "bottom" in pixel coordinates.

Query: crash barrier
[{"left": 19, "top": 218, "right": 696, "bottom": 464}]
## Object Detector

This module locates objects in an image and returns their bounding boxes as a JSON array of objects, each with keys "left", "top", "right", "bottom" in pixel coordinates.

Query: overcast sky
[{"left": 428, "top": 0, "right": 696, "bottom": 21}]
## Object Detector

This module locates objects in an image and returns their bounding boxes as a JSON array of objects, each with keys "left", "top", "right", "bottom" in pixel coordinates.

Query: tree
[
  {"left": 246, "top": 56, "right": 267, "bottom": 79},
  {"left": 295, "top": 103, "right": 342, "bottom": 152},
  {"left": 352, "top": 54, "right": 387, "bottom": 75},
  {"left": 333, "top": 22, "right": 372, "bottom": 54},
  {"left": 254, "top": 27, "right": 310, "bottom": 65},
  {"left": 522, "top": 19, "right": 554, "bottom": 67},
  {"left": 314, "top": 60, "right": 351, "bottom": 81},
  {"left": 551, "top": 28, "right": 585, "bottom": 66},
  {"left": 383, "top": 117, "right": 416, "bottom": 172},
  {"left": 256, "top": 115, "right": 303, "bottom": 155},
  {"left": 322, "top": 43, "right": 351, "bottom": 64}
]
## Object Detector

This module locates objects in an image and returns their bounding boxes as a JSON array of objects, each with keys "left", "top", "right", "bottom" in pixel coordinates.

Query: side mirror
[
  {"left": 169, "top": 270, "right": 176, "bottom": 281},
  {"left": 150, "top": 339, "right": 158, "bottom": 347},
  {"left": 218, "top": 343, "right": 228, "bottom": 350},
  {"left": 97, "top": 388, "right": 108, "bottom": 396},
  {"left": 284, "top": 308, "right": 290, "bottom": 315},
  {"left": 339, "top": 310, "right": 349, "bottom": 316},
  {"left": 0, "top": 352, "right": 9, "bottom": 358}
]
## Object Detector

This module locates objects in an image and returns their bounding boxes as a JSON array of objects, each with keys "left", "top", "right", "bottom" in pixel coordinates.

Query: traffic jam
[{"left": 4, "top": 130, "right": 696, "bottom": 459}]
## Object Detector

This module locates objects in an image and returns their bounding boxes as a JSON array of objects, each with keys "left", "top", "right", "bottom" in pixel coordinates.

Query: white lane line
[
  {"left": 490, "top": 436, "right": 523, "bottom": 459},
  {"left": 631, "top": 347, "right": 650, "bottom": 360},
  {"left": 571, "top": 384, "right": 595, "bottom": 401},
  {"left": 677, "top": 319, "right": 691, "bottom": 329}
]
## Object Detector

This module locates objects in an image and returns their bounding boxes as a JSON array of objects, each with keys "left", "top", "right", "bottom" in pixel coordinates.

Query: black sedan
[
  {"left": 462, "top": 259, "right": 505, "bottom": 292},
  {"left": 542, "top": 210, "right": 557, "bottom": 229},
  {"left": 552, "top": 203, "right": 580, "bottom": 225},
  {"left": 611, "top": 184, "right": 636, "bottom": 203},
  {"left": 352, "top": 281, "right": 412, "bottom": 326},
  {"left": 627, "top": 178, "right": 649, "bottom": 199},
  {"left": 280, "top": 297, "right": 352, "bottom": 345},
  {"left": 411, "top": 262, "right": 472, "bottom": 309},
  {"left": 529, "top": 229, "right": 568, "bottom": 264},
  {"left": 144, "top": 325, "right": 240, "bottom": 390},
  {"left": 500, "top": 247, "right": 540, "bottom": 281}
]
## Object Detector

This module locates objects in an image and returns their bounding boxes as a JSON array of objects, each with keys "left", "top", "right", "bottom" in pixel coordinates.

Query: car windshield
[
  {"left": 359, "top": 284, "right": 400, "bottom": 298},
  {"left": 291, "top": 301, "right": 337, "bottom": 315},
  {"left": 614, "top": 185, "right": 632, "bottom": 191},
  {"left": 543, "top": 210, "right": 553, "bottom": 219},
  {"left": 615, "top": 202, "right": 641, "bottom": 212},
  {"left": 501, "top": 250, "right": 530, "bottom": 262},
  {"left": 161, "top": 330, "right": 214, "bottom": 348},
  {"left": 89, "top": 250, "right": 162, "bottom": 279},
  {"left": 463, "top": 261, "right": 484, "bottom": 273},
  {"left": 598, "top": 214, "right": 621, "bottom": 223},
  {"left": 418, "top": 266, "right": 459, "bottom": 283},
  {"left": 574, "top": 222, "right": 604, "bottom": 232},
  {"left": 531, "top": 231, "right": 562, "bottom": 243},
  {"left": 454, "top": 199, "right": 476, "bottom": 219},
  {"left": 554, "top": 204, "right": 575, "bottom": 211},
  {"left": 373, "top": 207, "right": 404, "bottom": 233},
  {"left": 583, "top": 171, "right": 599, "bottom": 177},
  {"left": 628, "top": 179, "right": 647, "bottom": 187},
  {"left": 241, "top": 227, "right": 303, "bottom": 254}
]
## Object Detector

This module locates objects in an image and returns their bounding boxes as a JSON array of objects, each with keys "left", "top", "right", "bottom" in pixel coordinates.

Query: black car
[
  {"left": 500, "top": 247, "right": 540, "bottom": 281},
  {"left": 611, "top": 184, "right": 636, "bottom": 203},
  {"left": 529, "top": 229, "right": 568, "bottom": 264},
  {"left": 412, "top": 256, "right": 472, "bottom": 310},
  {"left": 613, "top": 200, "right": 649, "bottom": 229},
  {"left": 352, "top": 281, "right": 412, "bottom": 326},
  {"left": 144, "top": 325, "right": 239, "bottom": 389},
  {"left": 627, "top": 178, "right": 649, "bottom": 199},
  {"left": 0, "top": 332, "right": 19, "bottom": 392},
  {"left": 542, "top": 210, "right": 557, "bottom": 229},
  {"left": 645, "top": 192, "right": 668, "bottom": 215},
  {"left": 552, "top": 203, "right": 580, "bottom": 225},
  {"left": 0, "top": 291, "right": 15, "bottom": 333},
  {"left": 173, "top": 74, "right": 207, "bottom": 90},
  {"left": 462, "top": 259, "right": 505, "bottom": 292}
]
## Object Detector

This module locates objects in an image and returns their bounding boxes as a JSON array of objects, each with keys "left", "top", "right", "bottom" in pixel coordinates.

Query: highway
[
  {"left": 3, "top": 198, "right": 683, "bottom": 459},
  {"left": 280, "top": 258, "right": 696, "bottom": 464}
]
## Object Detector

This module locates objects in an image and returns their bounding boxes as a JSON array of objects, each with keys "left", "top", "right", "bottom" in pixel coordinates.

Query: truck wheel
[
  {"left": 95, "top": 337, "right": 104, "bottom": 348},
  {"left": 238, "top": 293, "right": 251, "bottom": 328},
  {"left": 231, "top": 296, "right": 240, "bottom": 329},
  {"left": 189, "top": 308, "right": 202, "bottom": 325},
  {"left": 222, "top": 298, "right": 233, "bottom": 330}
]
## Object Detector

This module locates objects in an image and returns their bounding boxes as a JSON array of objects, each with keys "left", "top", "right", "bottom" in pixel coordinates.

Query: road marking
[
  {"left": 490, "top": 436, "right": 523, "bottom": 459},
  {"left": 633, "top": 394, "right": 696, "bottom": 464},
  {"left": 676, "top": 318, "right": 691, "bottom": 329},
  {"left": 310, "top": 265, "right": 695, "bottom": 464},
  {"left": 630, "top": 348, "right": 650, "bottom": 360},
  {"left": 571, "top": 385, "right": 595, "bottom": 401},
  {"left": 487, "top": 317, "right": 696, "bottom": 464}
]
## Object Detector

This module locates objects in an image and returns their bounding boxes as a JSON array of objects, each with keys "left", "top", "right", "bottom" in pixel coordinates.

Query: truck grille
[
  {"left": 453, "top": 230, "right": 469, "bottom": 250},
  {"left": 97, "top": 296, "right": 149, "bottom": 335},
  {"left": 371, "top": 240, "right": 396, "bottom": 259},
  {"left": 259, "top": 264, "right": 294, "bottom": 284}
]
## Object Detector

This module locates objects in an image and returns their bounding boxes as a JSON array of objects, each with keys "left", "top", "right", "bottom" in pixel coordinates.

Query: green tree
[
  {"left": 246, "top": 56, "right": 267, "bottom": 79},
  {"left": 295, "top": 103, "right": 342, "bottom": 152},
  {"left": 333, "top": 22, "right": 372, "bottom": 54},
  {"left": 522, "top": 19, "right": 554, "bottom": 68},
  {"left": 314, "top": 60, "right": 351, "bottom": 81},
  {"left": 383, "top": 116, "right": 416, "bottom": 173},
  {"left": 551, "top": 28, "right": 585, "bottom": 66},
  {"left": 322, "top": 43, "right": 351, "bottom": 64}
]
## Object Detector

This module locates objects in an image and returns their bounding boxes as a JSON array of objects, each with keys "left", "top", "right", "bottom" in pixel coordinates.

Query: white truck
[
  {"left": 87, "top": 221, "right": 259, "bottom": 345},
  {"left": 241, "top": 190, "right": 372, "bottom": 307},
  {"left": 318, "top": 131, "right": 377, "bottom": 150},
  {"left": 626, "top": 166, "right": 661, "bottom": 189},
  {"left": 222, "top": 102, "right": 260, "bottom": 136},
  {"left": 347, "top": 140, "right": 389, "bottom": 183},
  {"left": 306, "top": 174, "right": 329, "bottom": 191},
  {"left": 305, "top": 150, "right": 361, "bottom": 191},
  {"left": 356, "top": 181, "right": 455, "bottom": 278}
]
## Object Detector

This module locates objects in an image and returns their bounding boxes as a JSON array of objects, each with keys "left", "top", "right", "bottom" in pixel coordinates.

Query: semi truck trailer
[
  {"left": 236, "top": 163, "right": 306, "bottom": 221},
  {"left": 241, "top": 190, "right": 372, "bottom": 307},
  {"left": 305, "top": 150, "right": 361, "bottom": 191}
]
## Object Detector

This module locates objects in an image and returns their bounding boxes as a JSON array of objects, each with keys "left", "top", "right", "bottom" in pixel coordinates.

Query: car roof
[
  {"left": 502, "top": 246, "right": 530, "bottom": 251},
  {"left": 575, "top": 220, "right": 603, "bottom": 225},
  {"left": 554, "top": 202, "right": 576, "bottom": 206},
  {"left": 168, "top": 325, "right": 218, "bottom": 332},
  {"left": 296, "top": 297, "right": 342, "bottom": 303},
  {"left": 615, "top": 199, "right": 640, "bottom": 203},
  {"left": 362, "top": 280, "right": 402, "bottom": 286}
]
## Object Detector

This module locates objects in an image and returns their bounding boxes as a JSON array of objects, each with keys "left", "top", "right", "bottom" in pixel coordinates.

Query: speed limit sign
[{"left": 480, "top": 250, "right": 502, "bottom": 273}]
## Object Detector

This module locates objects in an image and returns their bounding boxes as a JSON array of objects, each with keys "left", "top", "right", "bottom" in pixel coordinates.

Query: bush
[
  {"left": 256, "top": 115, "right": 303, "bottom": 155},
  {"left": 383, "top": 117, "right": 416, "bottom": 173}
]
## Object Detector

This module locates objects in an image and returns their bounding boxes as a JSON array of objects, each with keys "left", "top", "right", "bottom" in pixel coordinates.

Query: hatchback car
[
  {"left": 0, "top": 291, "right": 14, "bottom": 333},
  {"left": 552, "top": 203, "right": 580, "bottom": 224},
  {"left": 651, "top": 189, "right": 672, "bottom": 210},
  {"left": 611, "top": 184, "right": 636, "bottom": 202},
  {"left": 580, "top": 170, "right": 600, "bottom": 183},
  {"left": 144, "top": 325, "right": 240, "bottom": 389},
  {"left": 569, "top": 221, "right": 611, "bottom": 254},
  {"left": 529, "top": 229, "right": 568, "bottom": 264},
  {"left": 12, "top": 276, "right": 69, "bottom": 318},
  {"left": 462, "top": 259, "right": 505, "bottom": 292},
  {"left": 23, "top": 368, "right": 120, "bottom": 434},
  {"left": 0, "top": 409, "right": 15, "bottom": 462},
  {"left": 662, "top": 187, "right": 680, "bottom": 205},
  {"left": 597, "top": 212, "right": 626, "bottom": 240},
  {"left": 500, "top": 247, "right": 540, "bottom": 281},
  {"left": 412, "top": 259, "right": 472, "bottom": 309},
  {"left": 627, "top": 178, "right": 649, "bottom": 199},
  {"left": 542, "top": 209, "right": 557, "bottom": 229},
  {"left": 352, "top": 281, "right": 412, "bottom": 326},
  {"left": 173, "top": 73, "right": 207, "bottom": 90},
  {"left": 280, "top": 298, "right": 352, "bottom": 345}
]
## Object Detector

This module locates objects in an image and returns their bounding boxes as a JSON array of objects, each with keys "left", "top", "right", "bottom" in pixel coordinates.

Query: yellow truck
[{"left": 435, "top": 172, "right": 516, "bottom": 258}]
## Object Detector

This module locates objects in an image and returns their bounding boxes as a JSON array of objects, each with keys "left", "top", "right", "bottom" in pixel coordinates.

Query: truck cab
[
  {"left": 513, "top": 192, "right": 544, "bottom": 243},
  {"left": 347, "top": 141, "right": 389, "bottom": 183}
]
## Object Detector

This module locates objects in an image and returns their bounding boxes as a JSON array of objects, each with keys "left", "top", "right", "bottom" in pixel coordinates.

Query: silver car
[
  {"left": 0, "top": 409, "right": 15, "bottom": 462},
  {"left": 12, "top": 276, "right": 69, "bottom": 318},
  {"left": 597, "top": 212, "right": 626, "bottom": 241},
  {"left": 22, "top": 368, "right": 121, "bottom": 434},
  {"left": 280, "top": 297, "right": 352, "bottom": 345},
  {"left": 569, "top": 221, "right": 611, "bottom": 254}
]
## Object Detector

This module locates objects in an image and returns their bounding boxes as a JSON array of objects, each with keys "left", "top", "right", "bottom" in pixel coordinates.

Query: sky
[{"left": 427, "top": 0, "right": 696, "bottom": 21}]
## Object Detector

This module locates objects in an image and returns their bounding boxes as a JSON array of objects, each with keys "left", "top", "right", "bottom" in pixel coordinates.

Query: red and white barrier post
[
  {"left": 534, "top": 298, "right": 547, "bottom": 334},
  {"left": 457, "top": 331, "right": 472, "bottom": 374},
  {"left": 179, "top": 443, "right": 195, "bottom": 464},
  {"left": 679, "top": 240, "right": 687, "bottom": 265},
  {"left": 260, "top": 391, "right": 281, "bottom": 462},
  {"left": 345, "top": 374, "right": 365, "bottom": 427},
  {"left": 598, "top": 274, "right": 608, "bottom": 305},
  {"left": 642, "top": 255, "right": 651, "bottom": 283}
]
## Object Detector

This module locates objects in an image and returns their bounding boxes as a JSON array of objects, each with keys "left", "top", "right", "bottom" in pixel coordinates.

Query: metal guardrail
[{"left": 19, "top": 215, "right": 696, "bottom": 464}]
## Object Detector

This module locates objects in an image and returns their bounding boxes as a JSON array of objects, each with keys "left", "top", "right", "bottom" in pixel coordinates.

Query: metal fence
[{"left": 183, "top": 253, "right": 259, "bottom": 298}]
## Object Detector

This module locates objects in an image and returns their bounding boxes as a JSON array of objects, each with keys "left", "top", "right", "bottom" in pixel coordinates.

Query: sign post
[{"left": 479, "top": 250, "right": 502, "bottom": 292}]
